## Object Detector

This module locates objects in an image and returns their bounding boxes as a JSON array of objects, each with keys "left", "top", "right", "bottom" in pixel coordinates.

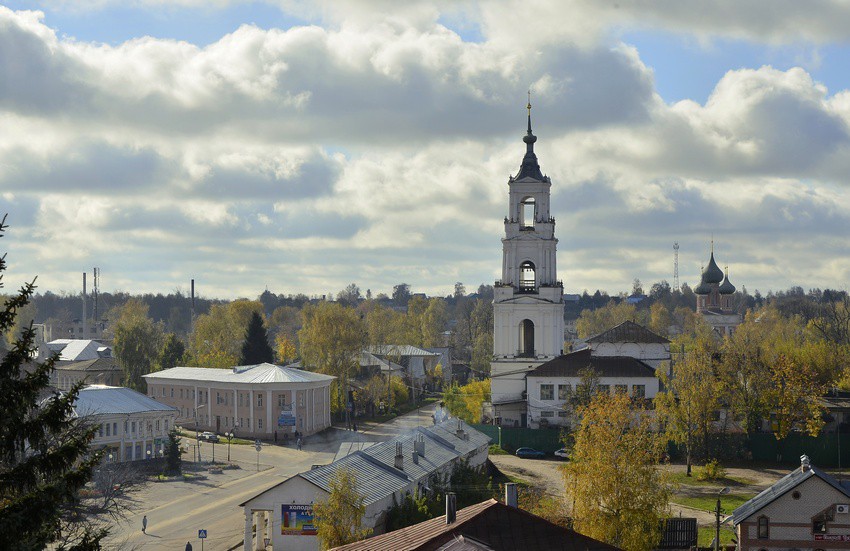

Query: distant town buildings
[
  {"left": 143, "top": 362, "right": 335, "bottom": 439},
  {"left": 74, "top": 385, "right": 177, "bottom": 462}
]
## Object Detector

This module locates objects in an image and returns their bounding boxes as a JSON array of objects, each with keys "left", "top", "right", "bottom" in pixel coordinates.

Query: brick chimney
[
  {"left": 801, "top": 454, "right": 811, "bottom": 473},
  {"left": 445, "top": 492, "right": 457, "bottom": 524},
  {"left": 394, "top": 442, "right": 403, "bottom": 470}
]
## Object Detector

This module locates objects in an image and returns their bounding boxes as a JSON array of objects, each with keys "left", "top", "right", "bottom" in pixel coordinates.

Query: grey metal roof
[
  {"left": 55, "top": 357, "right": 119, "bottom": 372},
  {"left": 586, "top": 321, "right": 669, "bottom": 344},
  {"left": 74, "top": 385, "right": 177, "bottom": 417},
  {"left": 731, "top": 464, "right": 850, "bottom": 525},
  {"left": 47, "top": 339, "right": 111, "bottom": 361},
  {"left": 527, "top": 349, "right": 656, "bottom": 379},
  {"left": 143, "top": 363, "right": 335, "bottom": 384},
  {"left": 300, "top": 451, "right": 412, "bottom": 506},
  {"left": 366, "top": 345, "right": 440, "bottom": 358}
]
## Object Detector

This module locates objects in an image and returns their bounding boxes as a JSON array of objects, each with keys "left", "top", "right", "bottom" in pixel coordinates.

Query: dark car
[
  {"left": 515, "top": 447, "right": 546, "bottom": 459},
  {"left": 198, "top": 431, "right": 220, "bottom": 443}
]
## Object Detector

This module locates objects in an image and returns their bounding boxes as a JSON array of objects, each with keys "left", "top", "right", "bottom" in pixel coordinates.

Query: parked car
[
  {"left": 554, "top": 448, "right": 570, "bottom": 460},
  {"left": 198, "top": 431, "right": 219, "bottom": 443},
  {"left": 515, "top": 447, "right": 546, "bottom": 459}
]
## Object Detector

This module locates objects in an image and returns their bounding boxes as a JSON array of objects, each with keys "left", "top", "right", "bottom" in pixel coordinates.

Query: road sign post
[
  {"left": 255, "top": 440, "right": 262, "bottom": 472},
  {"left": 198, "top": 529, "right": 207, "bottom": 551}
]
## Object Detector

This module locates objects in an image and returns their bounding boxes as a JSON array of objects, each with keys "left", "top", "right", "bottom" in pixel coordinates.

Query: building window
[
  {"left": 165, "top": 420, "right": 169, "bottom": 431},
  {"left": 216, "top": 392, "right": 221, "bottom": 405},
  {"left": 812, "top": 505, "right": 835, "bottom": 534},
  {"left": 278, "top": 395, "right": 286, "bottom": 407},
  {"left": 124, "top": 421, "right": 128, "bottom": 433},
  {"left": 105, "top": 424, "right": 110, "bottom": 437},
  {"left": 239, "top": 394, "right": 243, "bottom": 407},
  {"left": 99, "top": 424, "right": 104, "bottom": 437},
  {"left": 132, "top": 421, "right": 136, "bottom": 433},
  {"left": 161, "top": 387, "right": 165, "bottom": 397},
  {"left": 558, "top": 410, "right": 568, "bottom": 417},
  {"left": 113, "top": 422, "right": 117, "bottom": 435},
  {"left": 299, "top": 393, "right": 304, "bottom": 407},
  {"left": 540, "top": 384, "right": 554, "bottom": 400},
  {"left": 558, "top": 384, "right": 570, "bottom": 400},
  {"left": 170, "top": 388, "right": 174, "bottom": 398},
  {"left": 258, "top": 418, "right": 263, "bottom": 429},
  {"left": 757, "top": 516, "right": 769, "bottom": 539},
  {"left": 180, "top": 389, "right": 183, "bottom": 399},
  {"left": 598, "top": 384, "right": 610, "bottom": 395},
  {"left": 540, "top": 411, "right": 554, "bottom": 418},
  {"left": 258, "top": 395, "right": 263, "bottom": 407},
  {"left": 614, "top": 384, "right": 628, "bottom": 394},
  {"left": 632, "top": 385, "right": 646, "bottom": 398},
  {"left": 156, "top": 420, "right": 160, "bottom": 431}
]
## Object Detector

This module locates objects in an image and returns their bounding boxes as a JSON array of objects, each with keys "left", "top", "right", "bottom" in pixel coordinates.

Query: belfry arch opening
[
  {"left": 520, "top": 197, "right": 535, "bottom": 229},
  {"left": 519, "top": 319, "right": 535, "bottom": 357},
  {"left": 519, "top": 261, "right": 536, "bottom": 292}
]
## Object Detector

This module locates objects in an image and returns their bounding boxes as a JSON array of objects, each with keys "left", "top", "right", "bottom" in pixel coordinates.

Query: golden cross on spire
[{"left": 527, "top": 89, "right": 532, "bottom": 114}]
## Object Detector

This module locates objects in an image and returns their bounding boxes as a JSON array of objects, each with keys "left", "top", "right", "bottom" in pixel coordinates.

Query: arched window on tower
[
  {"left": 519, "top": 261, "right": 536, "bottom": 292},
  {"left": 520, "top": 197, "right": 535, "bottom": 230},
  {"left": 519, "top": 319, "right": 535, "bottom": 358}
]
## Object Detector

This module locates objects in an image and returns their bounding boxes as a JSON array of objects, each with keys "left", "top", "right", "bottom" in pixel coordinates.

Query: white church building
[{"left": 490, "top": 101, "right": 565, "bottom": 428}]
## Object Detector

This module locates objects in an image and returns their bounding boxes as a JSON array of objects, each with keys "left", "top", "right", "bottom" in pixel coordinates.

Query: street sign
[
  {"left": 255, "top": 443, "right": 262, "bottom": 452},
  {"left": 198, "top": 529, "right": 207, "bottom": 539}
]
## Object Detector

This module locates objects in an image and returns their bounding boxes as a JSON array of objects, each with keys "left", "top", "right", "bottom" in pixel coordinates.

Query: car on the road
[
  {"left": 198, "top": 431, "right": 220, "bottom": 443},
  {"left": 554, "top": 448, "right": 570, "bottom": 460},
  {"left": 515, "top": 447, "right": 546, "bottom": 459}
]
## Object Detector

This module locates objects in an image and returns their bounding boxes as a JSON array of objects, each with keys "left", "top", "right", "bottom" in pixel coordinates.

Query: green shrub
[{"left": 697, "top": 459, "right": 726, "bottom": 481}]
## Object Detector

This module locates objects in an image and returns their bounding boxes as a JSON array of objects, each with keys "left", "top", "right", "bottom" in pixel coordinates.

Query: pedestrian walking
[
  {"left": 353, "top": 422, "right": 357, "bottom": 432},
  {"left": 274, "top": 430, "right": 278, "bottom": 444},
  {"left": 142, "top": 514, "right": 147, "bottom": 534},
  {"left": 296, "top": 436, "right": 302, "bottom": 451},
  {"left": 185, "top": 542, "right": 193, "bottom": 551}
]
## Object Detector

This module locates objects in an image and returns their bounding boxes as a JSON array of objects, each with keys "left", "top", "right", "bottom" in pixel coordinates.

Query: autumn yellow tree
[
  {"left": 299, "top": 301, "right": 365, "bottom": 419},
  {"left": 187, "top": 300, "right": 265, "bottom": 368},
  {"left": 655, "top": 336, "right": 720, "bottom": 476},
  {"left": 443, "top": 379, "right": 490, "bottom": 424},
  {"left": 769, "top": 354, "right": 829, "bottom": 462},
  {"left": 564, "top": 393, "right": 671, "bottom": 551},
  {"left": 576, "top": 301, "right": 645, "bottom": 339},
  {"left": 313, "top": 468, "right": 372, "bottom": 550}
]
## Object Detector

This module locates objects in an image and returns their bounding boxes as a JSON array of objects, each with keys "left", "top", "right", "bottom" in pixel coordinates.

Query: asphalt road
[{"left": 107, "top": 403, "right": 438, "bottom": 550}]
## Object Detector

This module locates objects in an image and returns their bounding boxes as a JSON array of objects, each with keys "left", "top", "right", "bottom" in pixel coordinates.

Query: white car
[{"left": 554, "top": 448, "right": 570, "bottom": 460}]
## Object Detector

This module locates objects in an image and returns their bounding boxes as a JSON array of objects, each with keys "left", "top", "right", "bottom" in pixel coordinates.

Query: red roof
[{"left": 330, "top": 499, "right": 622, "bottom": 551}]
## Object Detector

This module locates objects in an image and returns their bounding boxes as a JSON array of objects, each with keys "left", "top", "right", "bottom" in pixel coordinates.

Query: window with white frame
[
  {"left": 632, "top": 385, "right": 646, "bottom": 398},
  {"left": 540, "top": 411, "right": 554, "bottom": 417},
  {"left": 540, "top": 384, "right": 554, "bottom": 400},
  {"left": 558, "top": 384, "right": 570, "bottom": 400}
]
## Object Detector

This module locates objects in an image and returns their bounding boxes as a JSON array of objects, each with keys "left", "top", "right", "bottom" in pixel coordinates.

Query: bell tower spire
[{"left": 491, "top": 100, "right": 565, "bottom": 428}]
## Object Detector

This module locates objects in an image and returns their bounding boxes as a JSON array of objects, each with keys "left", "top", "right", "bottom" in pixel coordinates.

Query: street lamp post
[
  {"left": 225, "top": 432, "right": 234, "bottom": 463},
  {"left": 715, "top": 487, "right": 730, "bottom": 551}
]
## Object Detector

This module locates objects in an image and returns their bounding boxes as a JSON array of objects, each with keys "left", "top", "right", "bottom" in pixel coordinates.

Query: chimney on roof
[
  {"left": 801, "top": 454, "right": 811, "bottom": 472},
  {"left": 417, "top": 434, "right": 425, "bottom": 457},
  {"left": 456, "top": 420, "right": 466, "bottom": 440},
  {"left": 446, "top": 492, "right": 457, "bottom": 525},
  {"left": 394, "top": 442, "right": 403, "bottom": 470},
  {"left": 505, "top": 483, "right": 518, "bottom": 508},
  {"left": 412, "top": 449, "right": 419, "bottom": 465}
]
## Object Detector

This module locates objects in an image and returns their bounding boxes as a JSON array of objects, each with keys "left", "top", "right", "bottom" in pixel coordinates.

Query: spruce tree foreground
[
  {"left": 0, "top": 216, "right": 107, "bottom": 550},
  {"left": 239, "top": 311, "right": 274, "bottom": 365}
]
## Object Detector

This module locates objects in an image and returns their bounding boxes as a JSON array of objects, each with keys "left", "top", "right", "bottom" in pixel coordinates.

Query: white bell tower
[{"left": 490, "top": 99, "right": 565, "bottom": 427}]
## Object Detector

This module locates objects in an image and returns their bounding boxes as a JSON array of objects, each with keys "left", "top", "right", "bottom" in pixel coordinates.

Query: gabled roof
[
  {"left": 731, "top": 463, "right": 850, "bottom": 525},
  {"left": 55, "top": 357, "right": 120, "bottom": 372},
  {"left": 528, "top": 348, "right": 656, "bottom": 378},
  {"left": 74, "top": 385, "right": 177, "bottom": 416},
  {"left": 586, "top": 321, "right": 669, "bottom": 345},
  {"left": 330, "top": 498, "right": 622, "bottom": 551},
  {"left": 47, "top": 339, "right": 111, "bottom": 361},
  {"left": 367, "top": 345, "right": 441, "bottom": 358},
  {"left": 143, "top": 363, "right": 335, "bottom": 384},
  {"left": 301, "top": 451, "right": 412, "bottom": 506}
]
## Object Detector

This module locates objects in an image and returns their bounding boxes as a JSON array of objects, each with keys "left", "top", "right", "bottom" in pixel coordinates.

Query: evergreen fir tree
[
  {"left": 165, "top": 428, "right": 182, "bottom": 475},
  {"left": 0, "top": 216, "right": 106, "bottom": 550},
  {"left": 239, "top": 311, "right": 274, "bottom": 365}
]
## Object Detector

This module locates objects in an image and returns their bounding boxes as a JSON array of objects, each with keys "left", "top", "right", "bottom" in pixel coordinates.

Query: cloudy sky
[{"left": 2, "top": 1, "right": 850, "bottom": 300}]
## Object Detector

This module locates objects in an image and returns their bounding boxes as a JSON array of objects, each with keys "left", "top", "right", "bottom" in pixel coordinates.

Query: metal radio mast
[{"left": 673, "top": 242, "right": 680, "bottom": 291}]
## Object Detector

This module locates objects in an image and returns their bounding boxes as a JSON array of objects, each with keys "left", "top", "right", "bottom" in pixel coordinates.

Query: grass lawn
[
  {"left": 672, "top": 493, "right": 755, "bottom": 513},
  {"left": 697, "top": 526, "right": 736, "bottom": 547},
  {"left": 668, "top": 471, "right": 755, "bottom": 487},
  {"left": 489, "top": 444, "right": 508, "bottom": 455}
]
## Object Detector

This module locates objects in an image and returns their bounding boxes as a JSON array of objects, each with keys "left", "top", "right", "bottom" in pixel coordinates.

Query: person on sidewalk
[
  {"left": 296, "top": 436, "right": 302, "bottom": 451},
  {"left": 185, "top": 542, "right": 193, "bottom": 551},
  {"left": 142, "top": 515, "right": 147, "bottom": 534}
]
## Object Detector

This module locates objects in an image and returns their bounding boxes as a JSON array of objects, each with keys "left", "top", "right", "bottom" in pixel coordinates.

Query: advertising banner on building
[
  {"left": 278, "top": 413, "right": 296, "bottom": 427},
  {"left": 281, "top": 504, "right": 316, "bottom": 536}
]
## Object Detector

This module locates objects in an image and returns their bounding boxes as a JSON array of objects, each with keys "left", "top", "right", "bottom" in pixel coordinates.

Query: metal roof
[
  {"left": 47, "top": 339, "right": 111, "bottom": 361},
  {"left": 143, "top": 363, "right": 335, "bottom": 384},
  {"left": 586, "top": 321, "right": 669, "bottom": 344},
  {"left": 731, "top": 463, "right": 850, "bottom": 525},
  {"left": 300, "top": 451, "right": 412, "bottom": 506},
  {"left": 367, "top": 345, "right": 441, "bottom": 358},
  {"left": 528, "top": 349, "right": 656, "bottom": 379},
  {"left": 330, "top": 498, "right": 623, "bottom": 551},
  {"left": 74, "top": 385, "right": 177, "bottom": 417},
  {"left": 55, "top": 357, "right": 119, "bottom": 372}
]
